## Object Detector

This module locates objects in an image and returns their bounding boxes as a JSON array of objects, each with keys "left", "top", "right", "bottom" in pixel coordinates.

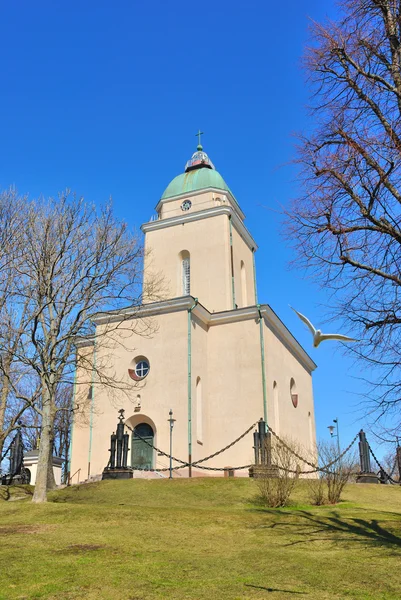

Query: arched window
[
  {"left": 196, "top": 376, "right": 203, "bottom": 443},
  {"left": 179, "top": 250, "right": 190, "bottom": 295},
  {"left": 240, "top": 260, "right": 247, "bottom": 307}
]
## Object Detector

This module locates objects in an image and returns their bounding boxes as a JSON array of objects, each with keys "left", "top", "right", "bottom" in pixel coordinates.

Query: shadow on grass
[
  {"left": 245, "top": 584, "right": 306, "bottom": 594},
  {"left": 251, "top": 508, "right": 401, "bottom": 549}
]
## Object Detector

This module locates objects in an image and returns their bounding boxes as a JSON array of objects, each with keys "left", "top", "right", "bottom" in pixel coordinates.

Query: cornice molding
[
  {"left": 75, "top": 335, "right": 96, "bottom": 349},
  {"left": 155, "top": 187, "right": 246, "bottom": 222},
  {"left": 141, "top": 205, "right": 258, "bottom": 251},
  {"left": 91, "top": 296, "right": 316, "bottom": 373},
  {"left": 92, "top": 296, "right": 194, "bottom": 326}
]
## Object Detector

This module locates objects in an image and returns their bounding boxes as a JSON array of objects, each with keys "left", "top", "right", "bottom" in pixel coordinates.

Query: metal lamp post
[
  {"left": 168, "top": 409, "right": 176, "bottom": 479},
  {"left": 328, "top": 417, "right": 341, "bottom": 456}
]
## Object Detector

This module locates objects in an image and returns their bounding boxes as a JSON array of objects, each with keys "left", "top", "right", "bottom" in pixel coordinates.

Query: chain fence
[
  {"left": 124, "top": 419, "right": 259, "bottom": 472},
  {"left": 368, "top": 444, "right": 399, "bottom": 484},
  {"left": 122, "top": 418, "right": 364, "bottom": 476},
  {"left": 97, "top": 412, "right": 401, "bottom": 481},
  {"left": 265, "top": 423, "right": 360, "bottom": 475}
]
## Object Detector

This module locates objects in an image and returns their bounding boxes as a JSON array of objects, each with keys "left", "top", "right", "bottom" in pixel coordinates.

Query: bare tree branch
[{"left": 286, "top": 0, "right": 401, "bottom": 431}]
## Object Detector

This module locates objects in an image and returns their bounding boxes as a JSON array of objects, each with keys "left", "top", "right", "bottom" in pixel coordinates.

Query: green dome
[{"left": 161, "top": 167, "right": 233, "bottom": 200}]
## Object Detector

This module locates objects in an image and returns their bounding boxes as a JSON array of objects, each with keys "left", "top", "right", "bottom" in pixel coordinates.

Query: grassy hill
[{"left": 0, "top": 478, "right": 400, "bottom": 600}]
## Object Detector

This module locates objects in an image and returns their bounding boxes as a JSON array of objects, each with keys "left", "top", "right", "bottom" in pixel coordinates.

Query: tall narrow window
[
  {"left": 240, "top": 260, "right": 247, "bottom": 307},
  {"left": 196, "top": 376, "right": 203, "bottom": 443},
  {"left": 182, "top": 253, "right": 190, "bottom": 295}
]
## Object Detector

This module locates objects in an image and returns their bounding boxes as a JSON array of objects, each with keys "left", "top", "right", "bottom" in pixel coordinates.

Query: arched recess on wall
[
  {"left": 273, "top": 381, "right": 279, "bottom": 434},
  {"left": 240, "top": 260, "right": 247, "bottom": 307},
  {"left": 179, "top": 250, "right": 190, "bottom": 296},
  {"left": 290, "top": 378, "right": 298, "bottom": 408},
  {"left": 196, "top": 376, "right": 203, "bottom": 443}
]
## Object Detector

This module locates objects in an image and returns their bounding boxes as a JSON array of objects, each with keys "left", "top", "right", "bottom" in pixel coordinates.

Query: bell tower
[{"left": 142, "top": 138, "right": 258, "bottom": 312}]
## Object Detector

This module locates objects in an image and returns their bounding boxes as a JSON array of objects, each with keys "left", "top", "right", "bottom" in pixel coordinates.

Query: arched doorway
[{"left": 131, "top": 422, "right": 154, "bottom": 470}]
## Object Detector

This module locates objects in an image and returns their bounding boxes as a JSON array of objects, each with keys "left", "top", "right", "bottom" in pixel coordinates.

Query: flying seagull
[{"left": 290, "top": 307, "right": 357, "bottom": 348}]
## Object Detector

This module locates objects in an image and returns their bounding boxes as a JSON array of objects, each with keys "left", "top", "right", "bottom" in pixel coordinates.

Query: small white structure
[{"left": 23, "top": 450, "right": 63, "bottom": 486}]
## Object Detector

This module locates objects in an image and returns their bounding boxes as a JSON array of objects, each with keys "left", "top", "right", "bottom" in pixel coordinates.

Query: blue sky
[{"left": 1, "top": 1, "right": 376, "bottom": 454}]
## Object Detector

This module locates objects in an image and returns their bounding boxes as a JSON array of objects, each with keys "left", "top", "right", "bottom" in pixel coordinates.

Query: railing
[{"left": 68, "top": 468, "right": 81, "bottom": 485}]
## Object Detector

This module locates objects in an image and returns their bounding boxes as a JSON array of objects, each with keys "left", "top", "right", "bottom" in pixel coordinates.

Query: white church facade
[{"left": 70, "top": 143, "right": 317, "bottom": 480}]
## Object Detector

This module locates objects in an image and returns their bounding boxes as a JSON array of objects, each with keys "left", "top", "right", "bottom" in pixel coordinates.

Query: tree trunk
[
  {"left": 47, "top": 441, "right": 56, "bottom": 490},
  {"left": 0, "top": 364, "right": 11, "bottom": 451},
  {"left": 32, "top": 395, "right": 53, "bottom": 503}
]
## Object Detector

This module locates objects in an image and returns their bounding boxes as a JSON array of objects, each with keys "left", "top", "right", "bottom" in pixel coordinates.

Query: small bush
[
  {"left": 257, "top": 473, "right": 296, "bottom": 508},
  {"left": 307, "top": 477, "right": 326, "bottom": 506},
  {"left": 256, "top": 437, "right": 300, "bottom": 507},
  {"left": 313, "top": 442, "right": 357, "bottom": 505}
]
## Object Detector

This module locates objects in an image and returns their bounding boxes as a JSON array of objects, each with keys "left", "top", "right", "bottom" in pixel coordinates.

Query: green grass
[{"left": 0, "top": 478, "right": 400, "bottom": 600}]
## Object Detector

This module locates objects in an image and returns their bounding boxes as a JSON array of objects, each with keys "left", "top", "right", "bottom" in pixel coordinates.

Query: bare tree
[
  {"left": 381, "top": 447, "right": 399, "bottom": 479},
  {"left": 7, "top": 192, "right": 160, "bottom": 503},
  {"left": 286, "top": 0, "right": 401, "bottom": 433},
  {"left": 0, "top": 190, "right": 39, "bottom": 461},
  {"left": 16, "top": 384, "right": 73, "bottom": 484}
]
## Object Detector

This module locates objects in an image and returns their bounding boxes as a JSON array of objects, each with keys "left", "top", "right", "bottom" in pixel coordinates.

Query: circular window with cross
[{"left": 128, "top": 356, "right": 150, "bottom": 381}]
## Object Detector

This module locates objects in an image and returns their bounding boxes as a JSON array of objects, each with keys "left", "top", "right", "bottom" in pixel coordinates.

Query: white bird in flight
[{"left": 290, "top": 307, "right": 357, "bottom": 348}]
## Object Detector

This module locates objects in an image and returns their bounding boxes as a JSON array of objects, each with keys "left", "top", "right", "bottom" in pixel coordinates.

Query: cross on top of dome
[{"left": 185, "top": 130, "right": 215, "bottom": 172}]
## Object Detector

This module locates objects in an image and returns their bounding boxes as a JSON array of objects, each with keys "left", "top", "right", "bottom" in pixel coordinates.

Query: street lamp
[
  {"left": 168, "top": 409, "right": 176, "bottom": 480},
  {"left": 328, "top": 417, "right": 341, "bottom": 456}
]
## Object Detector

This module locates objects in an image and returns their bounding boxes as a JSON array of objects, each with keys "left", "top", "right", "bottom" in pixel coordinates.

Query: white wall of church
[
  {"left": 158, "top": 191, "right": 229, "bottom": 220},
  {"left": 205, "top": 318, "right": 264, "bottom": 469},
  {"left": 70, "top": 308, "right": 316, "bottom": 480},
  {"left": 190, "top": 313, "right": 209, "bottom": 461},
  {"left": 263, "top": 323, "right": 316, "bottom": 457},
  {"left": 71, "top": 310, "right": 194, "bottom": 480},
  {"left": 143, "top": 215, "right": 233, "bottom": 312},
  {"left": 231, "top": 225, "right": 256, "bottom": 308}
]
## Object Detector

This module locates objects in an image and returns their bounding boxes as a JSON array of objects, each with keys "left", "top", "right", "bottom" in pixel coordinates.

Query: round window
[
  {"left": 181, "top": 199, "right": 192, "bottom": 211},
  {"left": 135, "top": 360, "right": 150, "bottom": 378},
  {"left": 128, "top": 357, "right": 150, "bottom": 381}
]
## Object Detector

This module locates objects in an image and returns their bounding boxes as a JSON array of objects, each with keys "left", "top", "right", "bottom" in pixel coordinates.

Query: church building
[{"left": 70, "top": 142, "right": 317, "bottom": 480}]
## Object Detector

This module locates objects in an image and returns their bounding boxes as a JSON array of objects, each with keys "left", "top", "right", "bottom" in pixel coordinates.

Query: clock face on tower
[{"left": 181, "top": 199, "right": 192, "bottom": 211}]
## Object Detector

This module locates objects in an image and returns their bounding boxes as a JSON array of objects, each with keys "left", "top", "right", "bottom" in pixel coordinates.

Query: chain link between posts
[
  {"left": 265, "top": 424, "right": 360, "bottom": 475},
  {"left": 368, "top": 444, "right": 399, "bottom": 484},
  {"left": 122, "top": 419, "right": 361, "bottom": 475},
  {"left": 0, "top": 434, "right": 17, "bottom": 467},
  {"left": 124, "top": 419, "right": 260, "bottom": 472}
]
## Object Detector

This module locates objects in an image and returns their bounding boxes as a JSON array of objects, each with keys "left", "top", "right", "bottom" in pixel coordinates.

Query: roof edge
[
  {"left": 155, "top": 186, "right": 243, "bottom": 219},
  {"left": 90, "top": 296, "right": 316, "bottom": 373},
  {"left": 141, "top": 205, "right": 257, "bottom": 251}
]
